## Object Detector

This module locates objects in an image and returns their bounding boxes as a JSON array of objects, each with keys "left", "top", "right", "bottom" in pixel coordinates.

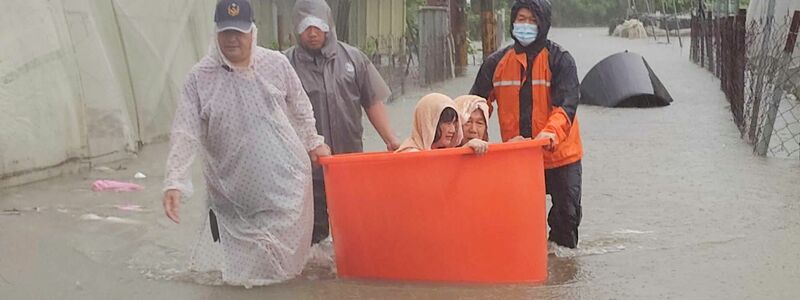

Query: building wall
[
  {"left": 349, "top": 0, "right": 406, "bottom": 56},
  {"left": 253, "top": 0, "right": 406, "bottom": 53}
]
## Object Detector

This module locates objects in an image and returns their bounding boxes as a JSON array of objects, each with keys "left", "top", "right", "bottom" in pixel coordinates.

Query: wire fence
[{"left": 691, "top": 9, "right": 800, "bottom": 159}]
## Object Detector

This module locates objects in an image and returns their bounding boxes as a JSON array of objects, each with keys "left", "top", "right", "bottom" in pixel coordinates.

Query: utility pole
[
  {"left": 481, "top": 0, "right": 497, "bottom": 58},
  {"left": 451, "top": 0, "right": 468, "bottom": 76}
]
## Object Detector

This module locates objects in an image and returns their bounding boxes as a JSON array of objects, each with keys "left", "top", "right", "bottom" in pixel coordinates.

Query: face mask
[{"left": 512, "top": 23, "right": 538, "bottom": 47}]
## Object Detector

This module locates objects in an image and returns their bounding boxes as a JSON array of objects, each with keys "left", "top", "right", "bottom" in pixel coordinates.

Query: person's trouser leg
[
  {"left": 545, "top": 160, "right": 583, "bottom": 248},
  {"left": 311, "top": 167, "right": 329, "bottom": 244}
]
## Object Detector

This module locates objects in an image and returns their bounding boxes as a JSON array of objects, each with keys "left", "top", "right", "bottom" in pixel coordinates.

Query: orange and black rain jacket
[{"left": 470, "top": 0, "right": 583, "bottom": 170}]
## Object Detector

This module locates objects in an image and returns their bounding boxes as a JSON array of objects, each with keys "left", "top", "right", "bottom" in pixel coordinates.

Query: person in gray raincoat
[{"left": 285, "top": 0, "right": 401, "bottom": 244}]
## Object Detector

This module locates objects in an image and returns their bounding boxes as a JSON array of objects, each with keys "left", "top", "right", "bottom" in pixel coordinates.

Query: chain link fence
[{"left": 691, "top": 9, "right": 800, "bottom": 159}]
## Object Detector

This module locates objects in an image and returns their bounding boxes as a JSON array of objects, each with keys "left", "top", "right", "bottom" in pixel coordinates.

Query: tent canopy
[{"left": 580, "top": 51, "right": 673, "bottom": 108}]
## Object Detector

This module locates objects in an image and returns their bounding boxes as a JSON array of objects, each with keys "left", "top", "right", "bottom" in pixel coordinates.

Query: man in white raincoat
[
  {"left": 161, "top": 0, "right": 330, "bottom": 286},
  {"left": 286, "top": 0, "right": 400, "bottom": 244}
]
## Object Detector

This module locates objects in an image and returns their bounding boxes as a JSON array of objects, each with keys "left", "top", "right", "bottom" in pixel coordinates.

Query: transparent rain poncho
[{"left": 163, "top": 25, "right": 324, "bottom": 287}]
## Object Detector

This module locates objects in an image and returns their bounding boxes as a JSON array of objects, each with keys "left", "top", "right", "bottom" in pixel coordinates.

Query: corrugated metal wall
[{"left": 348, "top": 0, "right": 406, "bottom": 55}]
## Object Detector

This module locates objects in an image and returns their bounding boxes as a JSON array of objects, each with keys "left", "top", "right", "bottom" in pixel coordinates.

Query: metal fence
[
  {"left": 691, "top": 9, "right": 800, "bottom": 159},
  {"left": 691, "top": 10, "right": 747, "bottom": 128}
]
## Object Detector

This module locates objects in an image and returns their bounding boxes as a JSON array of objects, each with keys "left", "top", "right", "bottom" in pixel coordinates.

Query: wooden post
[
  {"left": 481, "top": 0, "right": 497, "bottom": 58},
  {"left": 699, "top": 0, "right": 706, "bottom": 67},
  {"left": 451, "top": 0, "right": 468, "bottom": 76},
  {"left": 673, "top": 0, "right": 683, "bottom": 47},
  {"left": 644, "top": 0, "right": 658, "bottom": 41},
  {"left": 663, "top": 1, "right": 671, "bottom": 44}
]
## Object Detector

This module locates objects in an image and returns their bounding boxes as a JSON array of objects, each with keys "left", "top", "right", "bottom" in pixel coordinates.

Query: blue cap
[{"left": 214, "top": 0, "right": 255, "bottom": 32}]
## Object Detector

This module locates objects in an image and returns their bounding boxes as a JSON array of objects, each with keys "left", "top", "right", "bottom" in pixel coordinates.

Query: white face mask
[{"left": 512, "top": 23, "right": 538, "bottom": 46}]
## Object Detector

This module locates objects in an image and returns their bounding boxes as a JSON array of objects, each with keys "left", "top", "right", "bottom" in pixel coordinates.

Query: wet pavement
[{"left": 2, "top": 28, "right": 799, "bottom": 299}]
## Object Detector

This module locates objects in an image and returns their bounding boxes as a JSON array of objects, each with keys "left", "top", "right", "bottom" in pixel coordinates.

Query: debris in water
[
  {"left": 94, "top": 166, "right": 115, "bottom": 173},
  {"left": 114, "top": 204, "right": 145, "bottom": 212},
  {"left": 91, "top": 180, "right": 143, "bottom": 192},
  {"left": 1, "top": 209, "right": 21, "bottom": 216},
  {"left": 1, "top": 207, "right": 43, "bottom": 216},
  {"left": 134, "top": 172, "right": 147, "bottom": 179}
]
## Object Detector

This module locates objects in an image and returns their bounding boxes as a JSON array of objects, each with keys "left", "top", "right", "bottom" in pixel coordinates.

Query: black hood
[{"left": 510, "top": 0, "right": 552, "bottom": 49}]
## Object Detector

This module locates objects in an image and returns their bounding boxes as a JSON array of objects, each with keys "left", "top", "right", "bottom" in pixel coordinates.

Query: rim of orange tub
[{"left": 319, "top": 139, "right": 549, "bottom": 165}]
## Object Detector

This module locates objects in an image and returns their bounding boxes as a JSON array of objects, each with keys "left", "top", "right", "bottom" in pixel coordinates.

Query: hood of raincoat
[
  {"left": 396, "top": 93, "right": 464, "bottom": 152},
  {"left": 454, "top": 95, "right": 490, "bottom": 142},
  {"left": 510, "top": 0, "right": 552, "bottom": 49},
  {"left": 285, "top": 0, "right": 392, "bottom": 156},
  {"left": 293, "top": 0, "right": 338, "bottom": 58}
]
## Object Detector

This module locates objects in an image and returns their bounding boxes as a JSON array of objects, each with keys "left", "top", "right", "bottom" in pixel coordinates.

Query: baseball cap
[
  {"left": 214, "top": 0, "right": 255, "bottom": 33},
  {"left": 297, "top": 15, "right": 330, "bottom": 34}
]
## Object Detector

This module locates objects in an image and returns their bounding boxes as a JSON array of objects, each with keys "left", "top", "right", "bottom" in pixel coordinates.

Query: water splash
[
  {"left": 548, "top": 234, "right": 630, "bottom": 258},
  {"left": 303, "top": 239, "right": 337, "bottom": 280}
]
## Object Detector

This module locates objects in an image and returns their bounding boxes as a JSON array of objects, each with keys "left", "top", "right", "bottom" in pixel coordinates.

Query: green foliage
[
  {"left": 466, "top": 36, "right": 477, "bottom": 54},
  {"left": 406, "top": 0, "right": 426, "bottom": 32},
  {"left": 406, "top": 0, "right": 425, "bottom": 57},
  {"left": 364, "top": 37, "right": 378, "bottom": 57}
]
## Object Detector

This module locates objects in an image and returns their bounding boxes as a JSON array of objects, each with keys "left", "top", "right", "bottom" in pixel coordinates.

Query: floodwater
[{"left": 2, "top": 28, "right": 799, "bottom": 299}]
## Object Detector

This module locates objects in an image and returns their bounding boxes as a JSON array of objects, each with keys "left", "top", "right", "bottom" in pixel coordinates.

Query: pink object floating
[
  {"left": 91, "top": 180, "right": 144, "bottom": 192},
  {"left": 114, "top": 204, "right": 144, "bottom": 211}
]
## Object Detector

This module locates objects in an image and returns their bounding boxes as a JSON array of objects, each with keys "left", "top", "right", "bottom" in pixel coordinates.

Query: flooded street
[{"left": 2, "top": 28, "right": 799, "bottom": 299}]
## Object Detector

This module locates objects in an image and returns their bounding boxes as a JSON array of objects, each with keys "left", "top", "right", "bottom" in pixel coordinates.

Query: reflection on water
[{"left": 547, "top": 256, "right": 583, "bottom": 286}]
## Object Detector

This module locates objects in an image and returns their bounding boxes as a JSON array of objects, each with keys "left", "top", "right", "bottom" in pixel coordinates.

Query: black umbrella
[{"left": 580, "top": 51, "right": 673, "bottom": 108}]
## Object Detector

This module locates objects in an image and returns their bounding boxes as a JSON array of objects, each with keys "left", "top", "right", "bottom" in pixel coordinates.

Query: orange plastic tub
[{"left": 319, "top": 140, "right": 549, "bottom": 283}]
